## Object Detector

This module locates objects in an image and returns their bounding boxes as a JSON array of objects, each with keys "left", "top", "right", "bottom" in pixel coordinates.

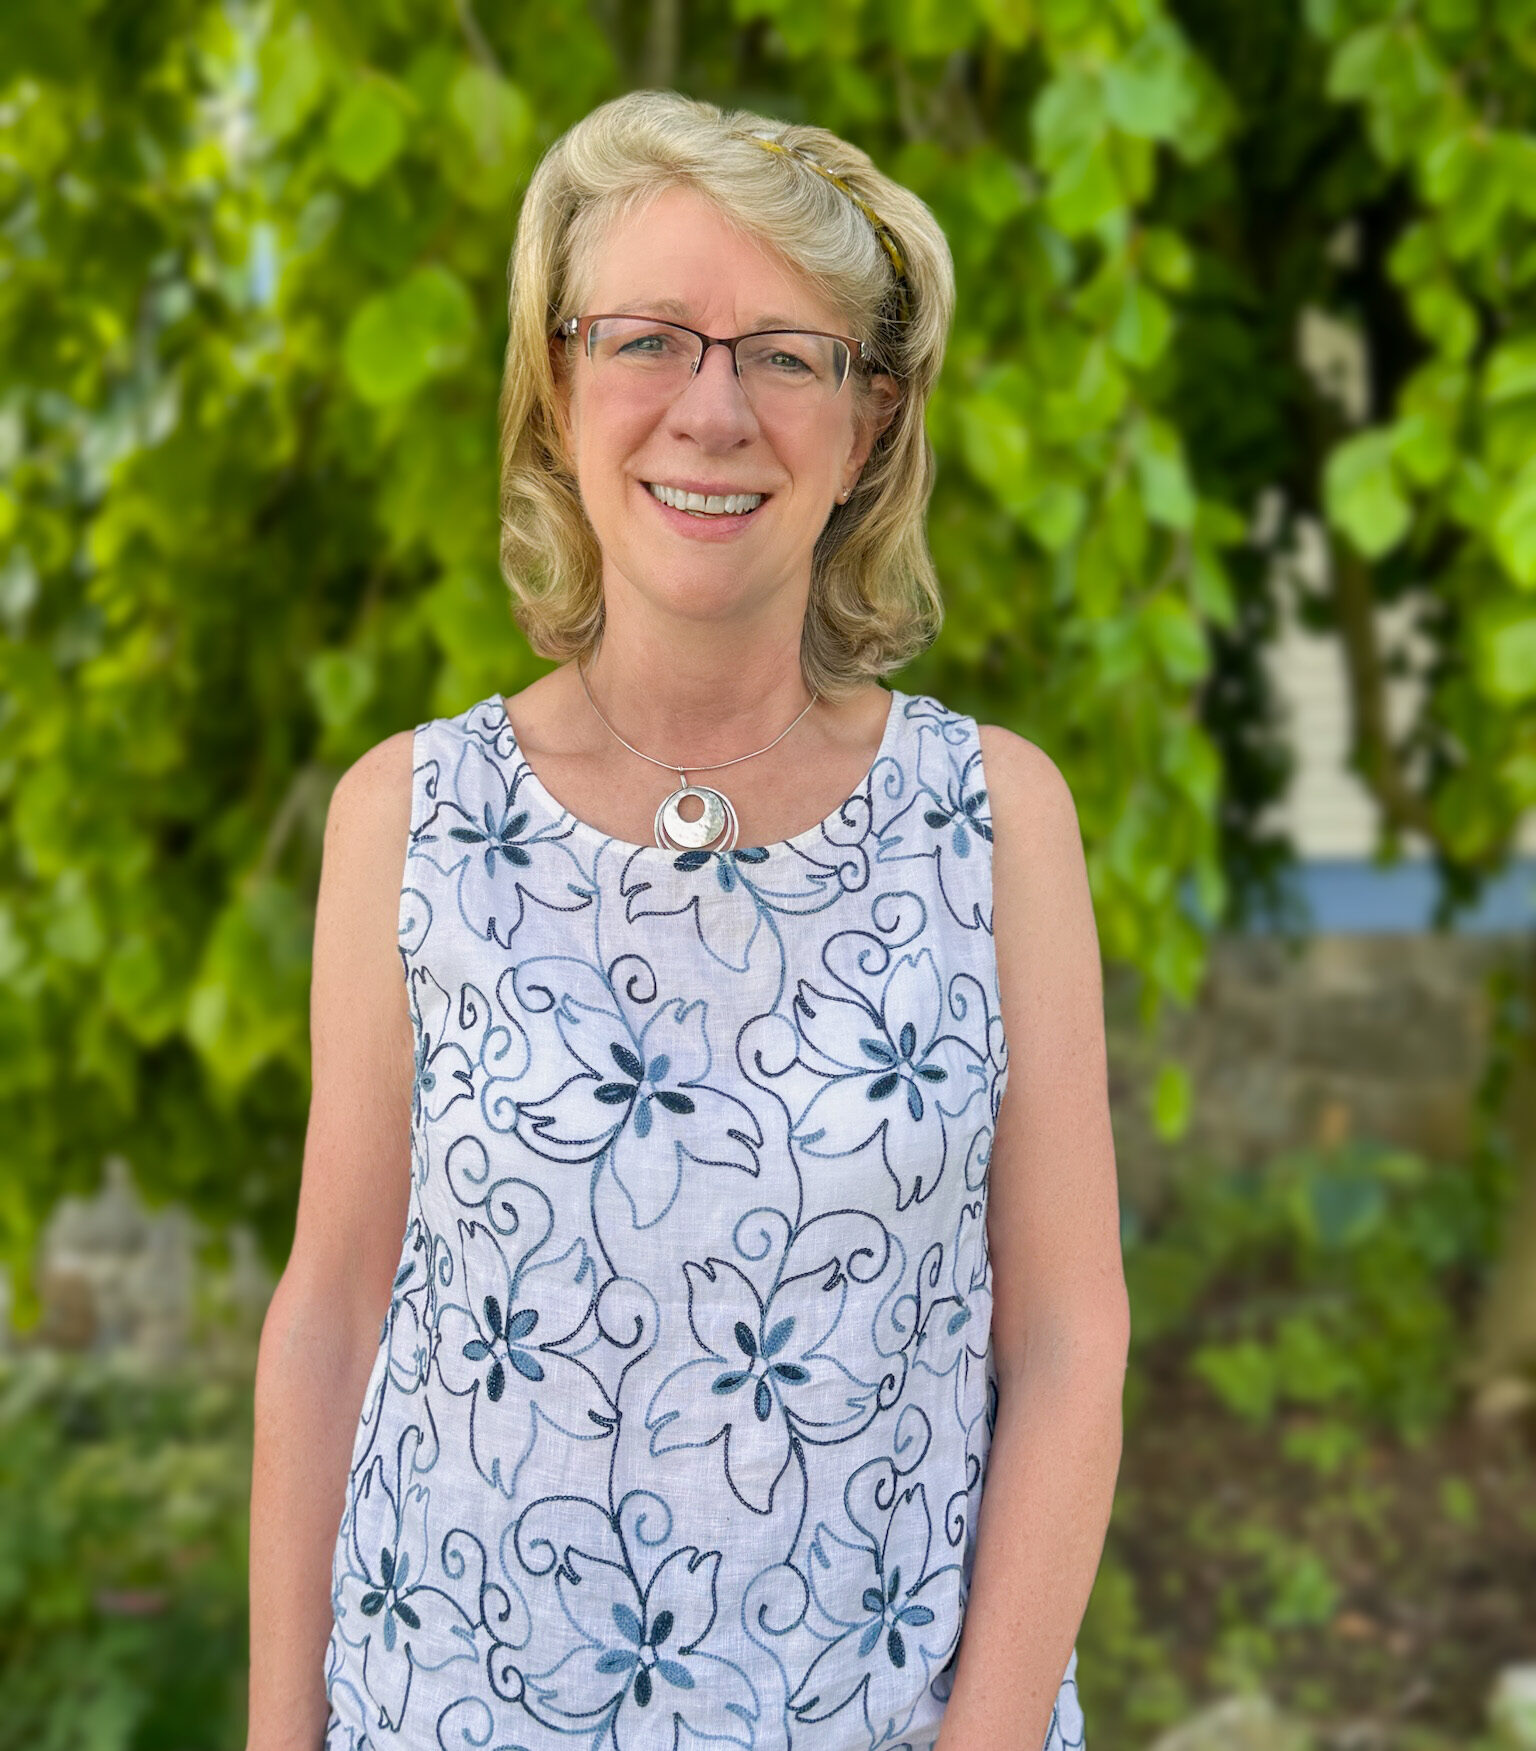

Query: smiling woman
[{"left": 248, "top": 90, "right": 1125, "bottom": 1751}]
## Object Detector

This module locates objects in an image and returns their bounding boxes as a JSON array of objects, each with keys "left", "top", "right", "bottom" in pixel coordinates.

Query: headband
[{"left": 750, "top": 136, "right": 913, "bottom": 328}]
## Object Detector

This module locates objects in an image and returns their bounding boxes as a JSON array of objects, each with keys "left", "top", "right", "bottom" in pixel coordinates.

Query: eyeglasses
[{"left": 556, "top": 313, "right": 870, "bottom": 411}]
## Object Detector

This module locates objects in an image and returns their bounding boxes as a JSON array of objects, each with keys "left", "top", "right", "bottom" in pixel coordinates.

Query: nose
[{"left": 665, "top": 338, "right": 759, "bottom": 444}]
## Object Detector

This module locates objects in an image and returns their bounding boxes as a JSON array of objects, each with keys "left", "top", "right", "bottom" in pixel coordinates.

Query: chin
[{"left": 615, "top": 551, "right": 788, "bottom": 622}]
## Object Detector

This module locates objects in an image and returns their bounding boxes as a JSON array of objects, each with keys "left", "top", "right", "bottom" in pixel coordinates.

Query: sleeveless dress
[{"left": 322, "top": 687, "right": 1086, "bottom": 1751}]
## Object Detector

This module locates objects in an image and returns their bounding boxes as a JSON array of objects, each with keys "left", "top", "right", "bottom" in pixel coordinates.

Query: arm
[
  {"left": 935, "top": 727, "right": 1131, "bottom": 1751},
  {"left": 246, "top": 728, "right": 416, "bottom": 1751}
]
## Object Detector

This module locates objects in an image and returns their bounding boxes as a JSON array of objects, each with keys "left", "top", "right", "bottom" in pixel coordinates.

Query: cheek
[{"left": 572, "top": 406, "right": 650, "bottom": 495}]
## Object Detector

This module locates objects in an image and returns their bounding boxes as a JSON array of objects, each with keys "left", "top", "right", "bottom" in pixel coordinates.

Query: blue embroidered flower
[
  {"left": 525, "top": 1543, "right": 757, "bottom": 1747},
  {"left": 912, "top": 1198, "right": 993, "bottom": 1438},
  {"left": 513, "top": 991, "right": 762, "bottom": 1227},
  {"left": 646, "top": 1253, "right": 885, "bottom": 1514},
  {"left": 417, "top": 734, "right": 593, "bottom": 945},
  {"left": 436, "top": 1215, "right": 614, "bottom": 1497},
  {"left": 924, "top": 785, "right": 991, "bottom": 857},
  {"left": 791, "top": 949, "right": 984, "bottom": 1206},
  {"left": 793, "top": 1483, "right": 959, "bottom": 1742},
  {"left": 405, "top": 968, "right": 473, "bottom": 1126},
  {"left": 332, "top": 1456, "right": 475, "bottom": 1732}
]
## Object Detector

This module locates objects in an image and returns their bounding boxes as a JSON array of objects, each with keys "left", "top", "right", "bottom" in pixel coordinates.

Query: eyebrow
[{"left": 625, "top": 296, "right": 808, "bottom": 330}]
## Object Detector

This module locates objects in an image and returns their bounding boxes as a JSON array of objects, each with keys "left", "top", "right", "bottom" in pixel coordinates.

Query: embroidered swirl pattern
[{"left": 322, "top": 688, "right": 1085, "bottom": 1751}]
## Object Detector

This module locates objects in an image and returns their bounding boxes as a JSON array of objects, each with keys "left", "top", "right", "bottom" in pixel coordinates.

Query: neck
[{"left": 576, "top": 577, "right": 821, "bottom": 765}]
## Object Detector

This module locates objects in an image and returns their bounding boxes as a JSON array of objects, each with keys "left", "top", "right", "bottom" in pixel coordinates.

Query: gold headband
[{"left": 750, "top": 136, "right": 913, "bottom": 327}]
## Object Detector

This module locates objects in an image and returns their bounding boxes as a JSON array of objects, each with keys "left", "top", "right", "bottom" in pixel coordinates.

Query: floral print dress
[{"left": 322, "top": 688, "right": 1086, "bottom": 1751}]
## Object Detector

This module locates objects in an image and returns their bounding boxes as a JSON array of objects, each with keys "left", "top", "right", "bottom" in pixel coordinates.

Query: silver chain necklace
[{"left": 576, "top": 659, "right": 821, "bottom": 851}]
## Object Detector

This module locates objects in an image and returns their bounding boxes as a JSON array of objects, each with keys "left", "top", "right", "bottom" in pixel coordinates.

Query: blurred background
[{"left": 2, "top": 1, "right": 1535, "bottom": 1747}]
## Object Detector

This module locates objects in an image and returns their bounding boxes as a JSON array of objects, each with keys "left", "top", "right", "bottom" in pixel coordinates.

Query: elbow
[{"left": 995, "top": 1290, "right": 1131, "bottom": 1402}]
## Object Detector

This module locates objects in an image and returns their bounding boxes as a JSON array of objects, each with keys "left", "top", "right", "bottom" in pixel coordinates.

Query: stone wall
[
  {"left": 1106, "top": 930, "right": 1519, "bottom": 1212},
  {"left": 1, "top": 1153, "right": 275, "bottom": 1368}
]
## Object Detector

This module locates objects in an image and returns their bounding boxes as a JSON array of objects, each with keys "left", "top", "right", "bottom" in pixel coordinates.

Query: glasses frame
[{"left": 555, "top": 313, "right": 872, "bottom": 399}]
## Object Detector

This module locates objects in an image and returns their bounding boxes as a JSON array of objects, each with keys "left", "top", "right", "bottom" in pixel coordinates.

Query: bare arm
[
  {"left": 935, "top": 727, "right": 1131, "bottom": 1751},
  {"left": 246, "top": 728, "right": 416, "bottom": 1751}
]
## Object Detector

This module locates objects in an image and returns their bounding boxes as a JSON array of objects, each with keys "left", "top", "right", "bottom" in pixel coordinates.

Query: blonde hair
[{"left": 496, "top": 90, "right": 956, "bottom": 700}]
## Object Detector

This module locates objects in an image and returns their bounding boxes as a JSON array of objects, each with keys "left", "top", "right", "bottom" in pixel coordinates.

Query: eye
[
  {"left": 765, "top": 347, "right": 813, "bottom": 374},
  {"left": 618, "top": 330, "right": 686, "bottom": 357}
]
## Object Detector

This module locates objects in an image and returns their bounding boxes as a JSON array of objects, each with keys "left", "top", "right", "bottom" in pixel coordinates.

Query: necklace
[{"left": 575, "top": 660, "right": 821, "bottom": 851}]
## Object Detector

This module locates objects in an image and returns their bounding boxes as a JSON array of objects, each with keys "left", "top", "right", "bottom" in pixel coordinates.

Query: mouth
[{"left": 644, "top": 481, "right": 769, "bottom": 519}]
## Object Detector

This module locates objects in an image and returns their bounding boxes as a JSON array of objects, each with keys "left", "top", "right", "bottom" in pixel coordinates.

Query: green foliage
[
  {"left": 1074, "top": 1135, "right": 1525, "bottom": 1743},
  {"left": 1, "top": 0, "right": 1532, "bottom": 1290},
  {"left": 1302, "top": 2, "right": 1536, "bottom": 863},
  {"left": 1125, "top": 1139, "right": 1513, "bottom": 1442},
  {"left": 0, "top": 1353, "right": 252, "bottom": 1751}
]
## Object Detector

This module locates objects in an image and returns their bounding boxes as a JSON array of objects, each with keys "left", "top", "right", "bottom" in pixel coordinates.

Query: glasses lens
[
  {"left": 582, "top": 318, "right": 852, "bottom": 408},
  {"left": 737, "top": 332, "right": 850, "bottom": 402},
  {"left": 586, "top": 317, "right": 699, "bottom": 382}
]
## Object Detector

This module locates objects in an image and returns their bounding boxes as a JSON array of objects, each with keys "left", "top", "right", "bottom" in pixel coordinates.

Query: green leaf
[
  {"left": 343, "top": 265, "right": 476, "bottom": 405},
  {"left": 1192, "top": 1339, "right": 1277, "bottom": 1425},
  {"left": 1111, "top": 277, "right": 1173, "bottom": 370},
  {"left": 1325, "top": 22, "right": 1392, "bottom": 99},
  {"left": 1133, "top": 414, "right": 1196, "bottom": 528},
  {"left": 327, "top": 81, "right": 408, "bottom": 188},
  {"left": 1484, "top": 334, "right": 1536, "bottom": 404},
  {"left": 1406, "top": 280, "right": 1478, "bottom": 361},
  {"left": 963, "top": 148, "right": 1031, "bottom": 228},
  {"left": 256, "top": 17, "right": 325, "bottom": 143},
  {"left": 1161, "top": 718, "right": 1220, "bottom": 809},
  {"left": 1152, "top": 1059, "right": 1191, "bottom": 1142},
  {"left": 1138, "top": 225, "right": 1194, "bottom": 290},
  {"left": 1019, "top": 480, "right": 1087, "bottom": 552},
  {"left": 1188, "top": 539, "right": 1237, "bottom": 627},
  {"left": 1492, "top": 457, "right": 1536, "bottom": 587},
  {"left": 975, "top": 0, "right": 1034, "bottom": 48},
  {"left": 1473, "top": 599, "right": 1536, "bottom": 701},
  {"left": 1044, "top": 137, "right": 1124, "bottom": 235},
  {"left": 1031, "top": 69, "right": 1105, "bottom": 169},
  {"left": 958, "top": 392, "right": 1031, "bottom": 510},
  {"left": 1304, "top": 1169, "right": 1387, "bottom": 1249},
  {"left": 1142, "top": 594, "right": 1208, "bottom": 683},
  {"left": 1323, "top": 430, "right": 1411, "bottom": 557},
  {"left": 305, "top": 650, "right": 377, "bottom": 729},
  {"left": 1103, "top": 22, "right": 1192, "bottom": 141},
  {"left": 1389, "top": 411, "right": 1454, "bottom": 488},
  {"left": 441, "top": 66, "right": 533, "bottom": 208}
]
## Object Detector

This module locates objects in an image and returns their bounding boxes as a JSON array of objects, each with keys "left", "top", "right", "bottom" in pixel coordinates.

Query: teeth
[{"left": 648, "top": 483, "right": 764, "bottom": 516}]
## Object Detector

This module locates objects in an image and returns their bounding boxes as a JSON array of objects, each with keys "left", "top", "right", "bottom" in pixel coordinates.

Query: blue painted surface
[{"left": 1247, "top": 857, "right": 1536, "bottom": 934}]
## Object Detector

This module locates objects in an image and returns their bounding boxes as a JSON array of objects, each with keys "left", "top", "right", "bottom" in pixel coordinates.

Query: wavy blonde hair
[{"left": 496, "top": 90, "right": 955, "bottom": 700}]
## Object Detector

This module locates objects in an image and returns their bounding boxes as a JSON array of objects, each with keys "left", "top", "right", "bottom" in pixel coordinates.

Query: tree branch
[{"left": 1328, "top": 542, "right": 1444, "bottom": 848}]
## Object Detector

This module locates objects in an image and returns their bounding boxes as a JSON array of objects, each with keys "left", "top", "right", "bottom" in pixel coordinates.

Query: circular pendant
[{"left": 655, "top": 783, "right": 739, "bottom": 851}]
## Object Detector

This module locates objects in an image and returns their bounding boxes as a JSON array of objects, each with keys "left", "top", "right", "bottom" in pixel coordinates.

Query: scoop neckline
[{"left": 489, "top": 686, "right": 905, "bottom": 862}]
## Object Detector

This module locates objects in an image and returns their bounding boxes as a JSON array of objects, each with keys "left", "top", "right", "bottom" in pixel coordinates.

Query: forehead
[{"left": 577, "top": 184, "right": 850, "bottom": 334}]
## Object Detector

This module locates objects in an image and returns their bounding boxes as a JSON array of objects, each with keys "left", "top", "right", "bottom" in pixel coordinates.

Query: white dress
[{"left": 322, "top": 687, "right": 1085, "bottom": 1751}]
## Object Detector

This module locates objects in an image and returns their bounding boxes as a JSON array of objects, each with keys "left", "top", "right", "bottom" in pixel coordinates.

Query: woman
[{"left": 248, "top": 90, "right": 1127, "bottom": 1751}]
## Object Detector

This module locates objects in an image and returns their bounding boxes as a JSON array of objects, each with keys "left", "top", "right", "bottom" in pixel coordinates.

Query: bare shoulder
[
  {"left": 311, "top": 724, "right": 416, "bottom": 994},
  {"left": 974, "top": 719, "right": 1101, "bottom": 1035},
  {"left": 976, "top": 721, "right": 1086, "bottom": 875},
  {"left": 325, "top": 725, "right": 415, "bottom": 853},
  {"left": 282, "top": 724, "right": 417, "bottom": 1315}
]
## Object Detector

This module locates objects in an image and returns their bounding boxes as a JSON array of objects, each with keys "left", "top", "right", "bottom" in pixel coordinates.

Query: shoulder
[
  {"left": 975, "top": 720, "right": 1096, "bottom": 967},
  {"left": 976, "top": 721, "right": 1084, "bottom": 865},
  {"left": 325, "top": 726, "right": 416, "bottom": 844},
  {"left": 319, "top": 727, "right": 417, "bottom": 902}
]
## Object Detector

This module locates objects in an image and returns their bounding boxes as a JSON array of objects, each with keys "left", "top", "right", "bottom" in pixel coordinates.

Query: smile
[{"left": 645, "top": 482, "right": 766, "bottom": 517}]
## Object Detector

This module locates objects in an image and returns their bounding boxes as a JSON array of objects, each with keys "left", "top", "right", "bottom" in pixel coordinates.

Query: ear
[{"left": 848, "top": 371, "right": 902, "bottom": 472}]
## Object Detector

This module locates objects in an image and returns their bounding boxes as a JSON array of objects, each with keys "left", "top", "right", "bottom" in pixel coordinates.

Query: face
[{"left": 552, "top": 184, "right": 898, "bottom": 627}]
